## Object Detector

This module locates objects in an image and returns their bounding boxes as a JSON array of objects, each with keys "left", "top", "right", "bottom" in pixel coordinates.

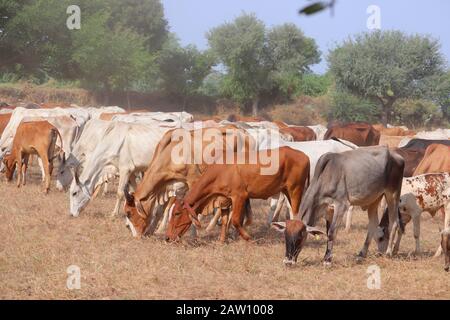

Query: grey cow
[{"left": 272, "top": 146, "right": 404, "bottom": 265}]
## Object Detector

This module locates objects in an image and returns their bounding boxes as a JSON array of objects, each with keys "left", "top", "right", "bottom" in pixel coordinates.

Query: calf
[
  {"left": 2, "top": 121, "right": 62, "bottom": 193},
  {"left": 379, "top": 173, "right": 450, "bottom": 256}
]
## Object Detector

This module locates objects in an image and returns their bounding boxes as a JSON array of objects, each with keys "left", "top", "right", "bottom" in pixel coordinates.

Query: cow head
[
  {"left": 165, "top": 199, "right": 202, "bottom": 242},
  {"left": 441, "top": 229, "right": 450, "bottom": 272},
  {"left": 69, "top": 168, "right": 90, "bottom": 217},
  {"left": 123, "top": 185, "right": 151, "bottom": 238},
  {"left": 56, "top": 154, "right": 78, "bottom": 191},
  {"left": 272, "top": 220, "right": 326, "bottom": 266},
  {"left": 1, "top": 153, "right": 16, "bottom": 181}
]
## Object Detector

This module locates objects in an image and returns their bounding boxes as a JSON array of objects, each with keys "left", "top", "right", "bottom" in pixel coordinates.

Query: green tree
[
  {"left": 431, "top": 70, "right": 450, "bottom": 121},
  {"left": 266, "top": 23, "right": 321, "bottom": 98},
  {"left": 328, "top": 30, "right": 445, "bottom": 125},
  {"left": 207, "top": 14, "right": 319, "bottom": 115},
  {"left": 330, "top": 90, "right": 379, "bottom": 123},
  {"left": 157, "top": 36, "right": 215, "bottom": 107},
  {"left": 72, "top": 12, "right": 154, "bottom": 103}
]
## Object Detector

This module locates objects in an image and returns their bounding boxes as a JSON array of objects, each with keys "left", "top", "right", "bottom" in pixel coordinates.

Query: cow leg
[
  {"left": 111, "top": 171, "right": 129, "bottom": 216},
  {"left": 21, "top": 155, "right": 29, "bottom": 186},
  {"left": 358, "top": 201, "right": 381, "bottom": 258},
  {"left": 436, "top": 206, "right": 450, "bottom": 257},
  {"left": 206, "top": 207, "right": 222, "bottom": 233},
  {"left": 16, "top": 153, "right": 23, "bottom": 188},
  {"left": 268, "top": 194, "right": 285, "bottom": 224},
  {"left": 220, "top": 209, "right": 230, "bottom": 243},
  {"left": 412, "top": 216, "right": 421, "bottom": 255},
  {"left": 230, "top": 197, "right": 251, "bottom": 241},
  {"left": 155, "top": 197, "right": 176, "bottom": 235},
  {"left": 344, "top": 206, "right": 354, "bottom": 233},
  {"left": 40, "top": 153, "right": 51, "bottom": 193},
  {"left": 385, "top": 193, "right": 401, "bottom": 257},
  {"left": 324, "top": 203, "right": 348, "bottom": 264},
  {"left": 37, "top": 156, "right": 45, "bottom": 182}
]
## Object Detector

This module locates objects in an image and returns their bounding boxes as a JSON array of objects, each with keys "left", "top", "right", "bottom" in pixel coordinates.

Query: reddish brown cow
[
  {"left": 2, "top": 121, "right": 62, "bottom": 193},
  {"left": 324, "top": 122, "right": 380, "bottom": 146},
  {"left": 99, "top": 112, "right": 127, "bottom": 120},
  {"left": 413, "top": 144, "right": 450, "bottom": 175},
  {"left": 165, "top": 147, "right": 310, "bottom": 242},
  {"left": 0, "top": 113, "right": 12, "bottom": 136},
  {"left": 280, "top": 126, "right": 316, "bottom": 141}
]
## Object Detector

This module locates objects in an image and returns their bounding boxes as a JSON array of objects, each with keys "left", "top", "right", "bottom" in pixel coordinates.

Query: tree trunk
[
  {"left": 380, "top": 99, "right": 395, "bottom": 127},
  {"left": 252, "top": 97, "right": 259, "bottom": 117},
  {"left": 126, "top": 91, "right": 131, "bottom": 112}
]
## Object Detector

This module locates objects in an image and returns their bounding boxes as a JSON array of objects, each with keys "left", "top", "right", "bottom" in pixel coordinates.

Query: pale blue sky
[{"left": 162, "top": 0, "right": 450, "bottom": 73}]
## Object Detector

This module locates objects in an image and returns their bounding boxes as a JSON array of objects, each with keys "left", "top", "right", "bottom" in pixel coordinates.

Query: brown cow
[
  {"left": 2, "top": 121, "right": 62, "bottom": 193},
  {"left": 0, "top": 113, "right": 12, "bottom": 136},
  {"left": 122, "top": 126, "right": 253, "bottom": 237},
  {"left": 413, "top": 144, "right": 450, "bottom": 175},
  {"left": 165, "top": 147, "right": 311, "bottom": 242},
  {"left": 280, "top": 126, "right": 316, "bottom": 141},
  {"left": 442, "top": 228, "right": 450, "bottom": 272},
  {"left": 324, "top": 122, "right": 380, "bottom": 146}
]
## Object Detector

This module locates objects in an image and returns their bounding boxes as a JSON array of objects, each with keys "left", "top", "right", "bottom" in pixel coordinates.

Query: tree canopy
[
  {"left": 207, "top": 14, "right": 320, "bottom": 115},
  {"left": 328, "top": 30, "right": 445, "bottom": 125}
]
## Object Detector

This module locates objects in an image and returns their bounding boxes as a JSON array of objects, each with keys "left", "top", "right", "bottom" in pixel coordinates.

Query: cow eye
[{"left": 72, "top": 191, "right": 77, "bottom": 196}]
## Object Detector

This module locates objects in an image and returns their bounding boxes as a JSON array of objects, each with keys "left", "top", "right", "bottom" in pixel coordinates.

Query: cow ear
[
  {"left": 271, "top": 222, "right": 286, "bottom": 233},
  {"left": 306, "top": 226, "right": 326, "bottom": 237},
  {"left": 71, "top": 167, "right": 80, "bottom": 184}
]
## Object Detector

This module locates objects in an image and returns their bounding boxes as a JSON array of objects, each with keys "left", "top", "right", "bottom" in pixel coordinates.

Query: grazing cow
[
  {"left": 165, "top": 147, "right": 311, "bottom": 242},
  {"left": 266, "top": 138, "right": 358, "bottom": 224},
  {"left": 324, "top": 122, "right": 380, "bottom": 146},
  {"left": 378, "top": 173, "right": 450, "bottom": 257},
  {"left": 272, "top": 146, "right": 404, "bottom": 265},
  {"left": 2, "top": 121, "right": 62, "bottom": 193},
  {"left": 442, "top": 228, "right": 450, "bottom": 272},
  {"left": 69, "top": 121, "right": 176, "bottom": 217},
  {"left": 56, "top": 119, "right": 114, "bottom": 191},
  {"left": 280, "top": 126, "right": 316, "bottom": 141},
  {"left": 122, "top": 126, "right": 252, "bottom": 237},
  {"left": 413, "top": 144, "right": 450, "bottom": 175}
]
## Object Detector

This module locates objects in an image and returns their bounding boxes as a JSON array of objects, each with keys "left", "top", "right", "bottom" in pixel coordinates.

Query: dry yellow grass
[{"left": 0, "top": 164, "right": 449, "bottom": 300}]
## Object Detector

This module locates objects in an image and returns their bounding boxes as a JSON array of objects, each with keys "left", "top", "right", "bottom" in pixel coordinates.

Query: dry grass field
[{"left": 0, "top": 164, "right": 449, "bottom": 300}]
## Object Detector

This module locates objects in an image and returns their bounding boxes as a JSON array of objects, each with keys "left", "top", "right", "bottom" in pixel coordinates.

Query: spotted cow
[{"left": 379, "top": 173, "right": 450, "bottom": 259}]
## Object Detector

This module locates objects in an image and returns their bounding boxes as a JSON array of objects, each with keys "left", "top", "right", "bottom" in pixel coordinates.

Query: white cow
[
  {"left": 379, "top": 173, "right": 450, "bottom": 256},
  {"left": 69, "top": 121, "right": 177, "bottom": 217},
  {"left": 84, "top": 106, "right": 126, "bottom": 119},
  {"left": 56, "top": 119, "right": 115, "bottom": 191},
  {"left": 0, "top": 107, "right": 90, "bottom": 158},
  {"left": 113, "top": 111, "right": 193, "bottom": 123}
]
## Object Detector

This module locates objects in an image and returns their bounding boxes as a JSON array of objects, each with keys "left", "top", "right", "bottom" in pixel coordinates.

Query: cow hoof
[{"left": 323, "top": 261, "right": 332, "bottom": 267}]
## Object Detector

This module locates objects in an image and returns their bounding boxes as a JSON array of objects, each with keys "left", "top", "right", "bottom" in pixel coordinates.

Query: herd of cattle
[{"left": 0, "top": 102, "right": 449, "bottom": 272}]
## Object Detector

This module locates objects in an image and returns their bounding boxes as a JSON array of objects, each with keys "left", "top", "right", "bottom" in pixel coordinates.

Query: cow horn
[
  {"left": 124, "top": 184, "right": 134, "bottom": 205},
  {"left": 71, "top": 167, "right": 80, "bottom": 184},
  {"left": 136, "top": 199, "right": 147, "bottom": 219}
]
